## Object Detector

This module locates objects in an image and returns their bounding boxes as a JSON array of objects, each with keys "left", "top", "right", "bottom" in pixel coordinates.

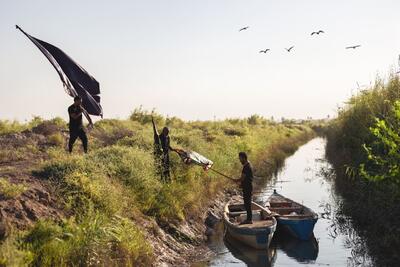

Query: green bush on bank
[
  {"left": 325, "top": 73, "right": 400, "bottom": 266},
  {"left": 360, "top": 100, "right": 400, "bottom": 184},
  {"left": 326, "top": 74, "right": 400, "bottom": 181}
]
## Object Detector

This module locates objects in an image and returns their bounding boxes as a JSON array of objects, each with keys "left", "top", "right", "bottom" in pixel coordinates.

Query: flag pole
[{"left": 15, "top": 25, "right": 28, "bottom": 37}]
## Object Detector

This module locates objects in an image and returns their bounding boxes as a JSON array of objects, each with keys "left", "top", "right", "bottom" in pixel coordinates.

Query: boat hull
[
  {"left": 267, "top": 191, "right": 318, "bottom": 241},
  {"left": 277, "top": 217, "right": 318, "bottom": 241},
  {"left": 223, "top": 201, "right": 277, "bottom": 249},
  {"left": 224, "top": 220, "right": 276, "bottom": 249}
]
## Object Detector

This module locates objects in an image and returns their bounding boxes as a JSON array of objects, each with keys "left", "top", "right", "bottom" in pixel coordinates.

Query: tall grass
[
  {"left": 1, "top": 110, "right": 314, "bottom": 265},
  {"left": 325, "top": 73, "right": 400, "bottom": 266},
  {"left": 0, "top": 178, "right": 27, "bottom": 199}
]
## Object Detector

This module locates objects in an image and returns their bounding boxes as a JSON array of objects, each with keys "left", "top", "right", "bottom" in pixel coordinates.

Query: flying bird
[
  {"left": 239, "top": 26, "right": 249, "bottom": 32},
  {"left": 311, "top": 30, "right": 324, "bottom": 35},
  {"left": 346, "top": 45, "right": 361, "bottom": 49},
  {"left": 259, "top": 49, "right": 270, "bottom": 53},
  {"left": 285, "top": 46, "right": 294, "bottom": 52}
]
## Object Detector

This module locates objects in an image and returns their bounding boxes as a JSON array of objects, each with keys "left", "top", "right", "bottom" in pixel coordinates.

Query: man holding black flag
[{"left": 68, "top": 96, "right": 93, "bottom": 153}]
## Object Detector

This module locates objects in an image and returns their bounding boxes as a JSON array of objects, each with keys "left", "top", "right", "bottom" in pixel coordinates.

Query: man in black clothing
[
  {"left": 68, "top": 96, "right": 93, "bottom": 153},
  {"left": 159, "top": 127, "right": 175, "bottom": 181},
  {"left": 237, "top": 152, "right": 253, "bottom": 224}
]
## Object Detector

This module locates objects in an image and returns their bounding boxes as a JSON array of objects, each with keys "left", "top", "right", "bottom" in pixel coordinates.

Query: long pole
[
  {"left": 209, "top": 168, "right": 237, "bottom": 181},
  {"left": 172, "top": 149, "right": 237, "bottom": 181}
]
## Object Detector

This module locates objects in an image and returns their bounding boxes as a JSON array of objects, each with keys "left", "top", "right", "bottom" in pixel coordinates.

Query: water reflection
[
  {"left": 220, "top": 231, "right": 319, "bottom": 267},
  {"left": 224, "top": 234, "right": 277, "bottom": 267},
  {"left": 202, "top": 138, "right": 373, "bottom": 267},
  {"left": 271, "top": 230, "right": 319, "bottom": 263}
]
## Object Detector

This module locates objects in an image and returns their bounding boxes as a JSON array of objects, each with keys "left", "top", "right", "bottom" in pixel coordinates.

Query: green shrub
[
  {"left": 247, "top": 114, "right": 269, "bottom": 125},
  {"left": 0, "top": 233, "right": 33, "bottom": 266},
  {"left": 18, "top": 213, "right": 152, "bottom": 266},
  {"left": 48, "top": 133, "right": 65, "bottom": 147},
  {"left": 359, "top": 100, "right": 400, "bottom": 184},
  {"left": 91, "top": 119, "right": 137, "bottom": 147},
  {"left": 0, "top": 120, "right": 26, "bottom": 135},
  {"left": 129, "top": 106, "right": 165, "bottom": 125},
  {"left": 0, "top": 116, "right": 66, "bottom": 136},
  {"left": 0, "top": 178, "right": 27, "bottom": 199}
]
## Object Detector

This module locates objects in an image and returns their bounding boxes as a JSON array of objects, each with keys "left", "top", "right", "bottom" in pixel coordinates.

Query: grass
[
  {"left": 24, "top": 214, "right": 152, "bottom": 266},
  {"left": 0, "top": 109, "right": 315, "bottom": 265},
  {"left": 0, "top": 178, "right": 27, "bottom": 199},
  {"left": 0, "top": 117, "right": 67, "bottom": 136},
  {"left": 325, "top": 72, "right": 400, "bottom": 266}
]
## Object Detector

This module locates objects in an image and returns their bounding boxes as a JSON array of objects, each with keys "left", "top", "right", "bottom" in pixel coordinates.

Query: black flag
[{"left": 16, "top": 25, "right": 103, "bottom": 117}]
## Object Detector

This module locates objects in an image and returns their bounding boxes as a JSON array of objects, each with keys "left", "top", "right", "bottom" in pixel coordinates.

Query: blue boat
[
  {"left": 223, "top": 200, "right": 277, "bottom": 249},
  {"left": 266, "top": 190, "right": 318, "bottom": 241}
]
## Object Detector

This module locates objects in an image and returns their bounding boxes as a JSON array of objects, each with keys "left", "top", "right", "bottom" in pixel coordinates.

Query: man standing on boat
[{"left": 237, "top": 152, "right": 253, "bottom": 224}]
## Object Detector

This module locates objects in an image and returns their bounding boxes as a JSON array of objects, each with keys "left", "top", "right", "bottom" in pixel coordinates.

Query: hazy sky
[{"left": 1, "top": 0, "right": 400, "bottom": 122}]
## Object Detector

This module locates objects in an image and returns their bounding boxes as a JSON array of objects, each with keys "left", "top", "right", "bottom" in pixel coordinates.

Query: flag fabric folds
[
  {"left": 16, "top": 25, "right": 103, "bottom": 117},
  {"left": 174, "top": 149, "right": 214, "bottom": 170}
]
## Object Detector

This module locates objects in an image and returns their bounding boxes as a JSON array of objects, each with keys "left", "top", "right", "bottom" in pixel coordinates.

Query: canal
[{"left": 197, "top": 137, "right": 372, "bottom": 267}]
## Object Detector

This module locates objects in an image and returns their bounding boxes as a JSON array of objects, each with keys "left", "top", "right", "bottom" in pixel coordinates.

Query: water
[{"left": 197, "top": 138, "right": 372, "bottom": 267}]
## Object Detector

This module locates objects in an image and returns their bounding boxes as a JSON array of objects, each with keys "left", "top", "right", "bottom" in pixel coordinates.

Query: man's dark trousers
[
  {"left": 69, "top": 128, "right": 88, "bottom": 153},
  {"left": 243, "top": 184, "right": 253, "bottom": 221}
]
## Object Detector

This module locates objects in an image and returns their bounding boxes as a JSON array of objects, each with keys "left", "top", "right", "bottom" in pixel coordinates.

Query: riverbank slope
[{"left": 0, "top": 110, "right": 314, "bottom": 266}]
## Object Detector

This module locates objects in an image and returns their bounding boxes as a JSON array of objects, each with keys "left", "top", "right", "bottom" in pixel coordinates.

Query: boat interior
[
  {"left": 266, "top": 195, "right": 311, "bottom": 217},
  {"left": 227, "top": 203, "right": 275, "bottom": 228}
]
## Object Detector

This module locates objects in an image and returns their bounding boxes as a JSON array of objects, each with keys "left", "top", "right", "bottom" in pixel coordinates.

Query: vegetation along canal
[{"left": 197, "top": 137, "right": 373, "bottom": 267}]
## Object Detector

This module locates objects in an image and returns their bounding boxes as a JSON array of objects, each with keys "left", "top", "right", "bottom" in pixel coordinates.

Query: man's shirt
[
  {"left": 68, "top": 104, "right": 83, "bottom": 130},
  {"left": 241, "top": 162, "right": 253, "bottom": 188}
]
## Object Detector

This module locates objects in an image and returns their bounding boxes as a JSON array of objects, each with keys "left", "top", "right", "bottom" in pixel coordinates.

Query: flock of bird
[{"left": 238, "top": 26, "right": 361, "bottom": 54}]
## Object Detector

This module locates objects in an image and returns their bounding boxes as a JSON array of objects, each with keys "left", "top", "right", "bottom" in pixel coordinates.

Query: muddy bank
[{"left": 146, "top": 189, "right": 238, "bottom": 266}]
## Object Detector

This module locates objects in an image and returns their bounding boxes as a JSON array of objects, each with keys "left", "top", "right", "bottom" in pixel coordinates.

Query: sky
[{"left": 1, "top": 0, "right": 400, "bottom": 122}]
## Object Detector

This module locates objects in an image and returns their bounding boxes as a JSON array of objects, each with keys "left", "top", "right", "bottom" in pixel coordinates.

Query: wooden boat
[
  {"left": 223, "top": 200, "right": 277, "bottom": 249},
  {"left": 266, "top": 190, "right": 318, "bottom": 241}
]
